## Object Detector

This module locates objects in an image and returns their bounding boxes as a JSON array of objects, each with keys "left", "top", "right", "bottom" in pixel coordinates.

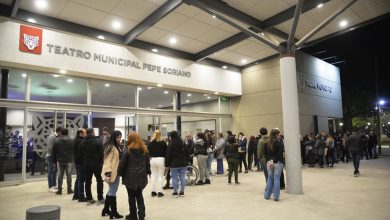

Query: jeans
[
  {"left": 318, "top": 154, "right": 324, "bottom": 167},
  {"left": 261, "top": 162, "right": 268, "bottom": 183},
  {"left": 170, "top": 167, "right": 186, "bottom": 193},
  {"left": 107, "top": 175, "right": 120, "bottom": 196},
  {"left": 227, "top": 158, "right": 239, "bottom": 182},
  {"left": 216, "top": 159, "right": 224, "bottom": 174},
  {"left": 84, "top": 166, "right": 104, "bottom": 200},
  {"left": 196, "top": 154, "right": 209, "bottom": 181},
  {"left": 254, "top": 154, "right": 261, "bottom": 170},
  {"left": 73, "top": 164, "right": 85, "bottom": 199},
  {"left": 352, "top": 152, "right": 361, "bottom": 173},
  {"left": 57, "top": 162, "right": 72, "bottom": 191},
  {"left": 207, "top": 153, "right": 213, "bottom": 175},
  {"left": 47, "top": 156, "right": 57, "bottom": 188},
  {"left": 239, "top": 152, "right": 248, "bottom": 171},
  {"left": 126, "top": 186, "right": 145, "bottom": 219},
  {"left": 150, "top": 157, "right": 165, "bottom": 193},
  {"left": 264, "top": 161, "right": 283, "bottom": 200}
]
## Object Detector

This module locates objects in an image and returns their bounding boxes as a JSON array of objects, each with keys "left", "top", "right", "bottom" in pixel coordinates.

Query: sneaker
[
  {"left": 87, "top": 199, "right": 96, "bottom": 205},
  {"left": 72, "top": 196, "right": 78, "bottom": 201},
  {"left": 274, "top": 198, "right": 279, "bottom": 201},
  {"left": 195, "top": 181, "right": 204, "bottom": 185},
  {"left": 55, "top": 190, "right": 62, "bottom": 195},
  {"left": 172, "top": 192, "right": 179, "bottom": 198},
  {"left": 49, "top": 187, "right": 57, "bottom": 193},
  {"left": 67, "top": 189, "right": 74, "bottom": 194},
  {"left": 244, "top": 170, "right": 249, "bottom": 173},
  {"left": 204, "top": 179, "right": 211, "bottom": 184},
  {"left": 179, "top": 192, "right": 185, "bottom": 197},
  {"left": 157, "top": 192, "right": 164, "bottom": 198},
  {"left": 235, "top": 181, "right": 240, "bottom": 184},
  {"left": 97, "top": 199, "right": 105, "bottom": 204},
  {"left": 151, "top": 191, "right": 157, "bottom": 197},
  {"left": 78, "top": 197, "right": 88, "bottom": 202}
]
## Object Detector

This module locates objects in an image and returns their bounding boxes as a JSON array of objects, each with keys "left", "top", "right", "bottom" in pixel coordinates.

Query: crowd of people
[{"left": 46, "top": 125, "right": 376, "bottom": 219}]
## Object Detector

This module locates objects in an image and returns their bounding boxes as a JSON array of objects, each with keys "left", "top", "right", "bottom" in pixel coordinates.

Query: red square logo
[{"left": 19, "top": 25, "right": 42, "bottom": 55}]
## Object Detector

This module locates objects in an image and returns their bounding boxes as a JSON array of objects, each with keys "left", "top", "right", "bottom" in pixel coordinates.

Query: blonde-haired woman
[
  {"left": 118, "top": 133, "right": 151, "bottom": 220},
  {"left": 148, "top": 130, "right": 167, "bottom": 198}
]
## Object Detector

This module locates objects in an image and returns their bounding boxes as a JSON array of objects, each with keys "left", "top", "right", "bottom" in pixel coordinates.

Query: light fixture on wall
[
  {"left": 67, "top": 79, "right": 73, "bottom": 83},
  {"left": 138, "top": 87, "right": 143, "bottom": 91},
  {"left": 59, "top": 69, "right": 67, "bottom": 74},
  {"left": 164, "top": 91, "right": 169, "bottom": 94},
  {"left": 35, "top": 0, "right": 48, "bottom": 10},
  {"left": 97, "top": 35, "right": 105, "bottom": 40},
  {"left": 187, "top": 93, "right": 192, "bottom": 97},
  {"left": 207, "top": 96, "right": 211, "bottom": 99},
  {"left": 105, "top": 83, "right": 110, "bottom": 87},
  {"left": 27, "top": 18, "right": 36, "bottom": 23},
  {"left": 52, "top": 74, "right": 60, "bottom": 78},
  {"left": 21, "top": 73, "right": 27, "bottom": 78},
  {"left": 186, "top": 100, "right": 190, "bottom": 103}
]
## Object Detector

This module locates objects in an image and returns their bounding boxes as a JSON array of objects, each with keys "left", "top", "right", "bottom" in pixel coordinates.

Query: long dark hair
[
  {"left": 267, "top": 129, "right": 280, "bottom": 152},
  {"left": 104, "top": 130, "right": 122, "bottom": 159}
]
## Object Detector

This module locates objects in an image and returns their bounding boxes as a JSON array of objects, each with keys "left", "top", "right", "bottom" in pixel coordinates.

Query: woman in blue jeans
[
  {"left": 264, "top": 128, "right": 285, "bottom": 201},
  {"left": 102, "top": 130, "right": 123, "bottom": 219},
  {"left": 165, "top": 131, "right": 189, "bottom": 197}
]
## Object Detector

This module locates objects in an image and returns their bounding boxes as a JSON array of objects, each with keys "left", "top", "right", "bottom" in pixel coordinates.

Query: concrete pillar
[
  {"left": 280, "top": 55, "right": 303, "bottom": 195},
  {"left": 22, "top": 107, "right": 28, "bottom": 183},
  {"left": 175, "top": 92, "right": 181, "bottom": 136}
]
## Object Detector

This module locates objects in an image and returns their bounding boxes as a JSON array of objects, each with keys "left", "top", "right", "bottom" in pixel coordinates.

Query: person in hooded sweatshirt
[
  {"left": 52, "top": 128, "right": 74, "bottom": 195},
  {"left": 118, "top": 132, "right": 151, "bottom": 220},
  {"left": 194, "top": 132, "right": 210, "bottom": 185}
]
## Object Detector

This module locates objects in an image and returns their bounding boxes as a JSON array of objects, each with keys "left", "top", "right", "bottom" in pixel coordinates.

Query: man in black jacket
[
  {"left": 348, "top": 131, "right": 367, "bottom": 176},
  {"left": 79, "top": 128, "right": 104, "bottom": 203},
  {"left": 72, "top": 128, "right": 87, "bottom": 202},
  {"left": 52, "top": 128, "right": 74, "bottom": 195}
]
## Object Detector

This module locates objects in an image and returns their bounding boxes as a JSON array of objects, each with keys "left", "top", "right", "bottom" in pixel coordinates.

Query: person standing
[
  {"left": 79, "top": 128, "right": 104, "bottom": 204},
  {"left": 52, "top": 128, "right": 74, "bottom": 195},
  {"left": 165, "top": 130, "right": 189, "bottom": 197},
  {"left": 368, "top": 132, "right": 378, "bottom": 159},
  {"left": 46, "top": 126, "right": 62, "bottom": 192},
  {"left": 118, "top": 133, "right": 151, "bottom": 220},
  {"left": 257, "top": 128, "right": 269, "bottom": 182},
  {"left": 223, "top": 135, "right": 240, "bottom": 184},
  {"left": 205, "top": 130, "right": 214, "bottom": 176},
  {"left": 213, "top": 132, "right": 225, "bottom": 175},
  {"left": 101, "top": 127, "right": 110, "bottom": 145},
  {"left": 264, "top": 128, "right": 284, "bottom": 201},
  {"left": 247, "top": 136, "right": 257, "bottom": 171},
  {"left": 348, "top": 131, "right": 367, "bottom": 176},
  {"left": 238, "top": 132, "right": 248, "bottom": 173},
  {"left": 148, "top": 130, "right": 167, "bottom": 198},
  {"left": 184, "top": 132, "right": 194, "bottom": 165},
  {"left": 102, "top": 130, "right": 123, "bottom": 219},
  {"left": 194, "top": 133, "right": 210, "bottom": 185},
  {"left": 326, "top": 134, "right": 335, "bottom": 167},
  {"left": 316, "top": 133, "right": 327, "bottom": 168},
  {"left": 72, "top": 128, "right": 87, "bottom": 201}
]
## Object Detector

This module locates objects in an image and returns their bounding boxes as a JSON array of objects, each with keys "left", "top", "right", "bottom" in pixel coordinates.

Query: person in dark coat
[
  {"left": 72, "top": 128, "right": 87, "bottom": 201},
  {"left": 79, "top": 128, "right": 104, "bottom": 204},
  {"left": 52, "top": 128, "right": 74, "bottom": 195},
  {"left": 348, "top": 131, "right": 367, "bottom": 176},
  {"left": 118, "top": 132, "right": 151, "bottom": 220},
  {"left": 223, "top": 135, "right": 240, "bottom": 184},
  {"left": 165, "top": 130, "right": 189, "bottom": 197}
]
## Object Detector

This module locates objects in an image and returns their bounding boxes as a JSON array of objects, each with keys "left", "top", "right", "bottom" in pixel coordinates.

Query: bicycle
[{"left": 185, "top": 155, "right": 199, "bottom": 186}]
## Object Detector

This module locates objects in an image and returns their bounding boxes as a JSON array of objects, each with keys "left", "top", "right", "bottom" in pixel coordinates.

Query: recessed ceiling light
[
  {"left": 261, "top": 32, "right": 265, "bottom": 36},
  {"left": 151, "top": 48, "right": 158, "bottom": 53},
  {"left": 112, "top": 21, "right": 122, "bottom": 29},
  {"left": 27, "top": 18, "right": 36, "bottom": 23},
  {"left": 35, "top": 0, "right": 48, "bottom": 9},
  {"left": 21, "top": 73, "right": 27, "bottom": 78},
  {"left": 164, "top": 91, "right": 169, "bottom": 94},
  {"left": 187, "top": 93, "right": 192, "bottom": 97},
  {"left": 147, "top": 87, "right": 153, "bottom": 89},
  {"left": 317, "top": 3, "right": 323, "bottom": 8},
  {"left": 97, "top": 35, "right": 105, "bottom": 40},
  {"left": 207, "top": 96, "right": 211, "bottom": 99},
  {"left": 204, "top": 94, "right": 208, "bottom": 96},
  {"left": 67, "top": 79, "right": 73, "bottom": 83},
  {"left": 212, "top": 15, "right": 216, "bottom": 19},
  {"left": 241, "top": 59, "right": 247, "bottom": 64},
  {"left": 105, "top": 83, "right": 110, "bottom": 87},
  {"left": 169, "top": 37, "right": 177, "bottom": 45},
  {"left": 186, "top": 100, "right": 190, "bottom": 103},
  {"left": 59, "top": 69, "right": 67, "bottom": 74},
  {"left": 157, "top": 84, "right": 163, "bottom": 87},
  {"left": 222, "top": 65, "right": 227, "bottom": 69},
  {"left": 138, "top": 87, "right": 142, "bottom": 91},
  {"left": 158, "top": 104, "right": 163, "bottom": 107},
  {"left": 52, "top": 74, "right": 59, "bottom": 78},
  {"left": 214, "top": 91, "right": 219, "bottom": 95},
  {"left": 339, "top": 20, "right": 348, "bottom": 27}
]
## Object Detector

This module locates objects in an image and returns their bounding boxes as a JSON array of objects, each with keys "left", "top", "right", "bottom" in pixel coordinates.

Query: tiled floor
[{"left": 1, "top": 156, "right": 390, "bottom": 220}]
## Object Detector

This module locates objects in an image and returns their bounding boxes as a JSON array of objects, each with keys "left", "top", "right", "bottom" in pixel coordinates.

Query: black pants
[
  {"left": 280, "top": 170, "right": 285, "bottom": 188},
  {"left": 341, "top": 148, "right": 350, "bottom": 162},
  {"left": 239, "top": 152, "right": 248, "bottom": 171},
  {"left": 126, "top": 186, "right": 145, "bottom": 219},
  {"left": 361, "top": 146, "right": 369, "bottom": 160},
  {"left": 326, "top": 149, "right": 335, "bottom": 167},
  {"left": 84, "top": 166, "right": 103, "bottom": 200},
  {"left": 318, "top": 154, "right": 324, "bottom": 167},
  {"left": 227, "top": 158, "right": 239, "bottom": 182},
  {"left": 165, "top": 168, "right": 171, "bottom": 187},
  {"left": 247, "top": 147, "right": 255, "bottom": 170}
]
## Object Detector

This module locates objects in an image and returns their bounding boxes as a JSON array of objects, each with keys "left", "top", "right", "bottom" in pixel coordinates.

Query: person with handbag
[
  {"left": 101, "top": 130, "right": 123, "bottom": 219},
  {"left": 264, "top": 128, "right": 285, "bottom": 201},
  {"left": 118, "top": 133, "right": 151, "bottom": 220}
]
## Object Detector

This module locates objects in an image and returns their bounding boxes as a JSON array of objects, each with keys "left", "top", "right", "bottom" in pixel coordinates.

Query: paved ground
[{"left": 1, "top": 156, "right": 390, "bottom": 220}]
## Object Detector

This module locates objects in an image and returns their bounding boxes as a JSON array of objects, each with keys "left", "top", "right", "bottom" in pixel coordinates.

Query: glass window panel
[
  {"left": 91, "top": 80, "right": 136, "bottom": 107},
  {"left": 180, "top": 116, "right": 218, "bottom": 138},
  {"left": 139, "top": 86, "right": 173, "bottom": 110},
  {"left": 30, "top": 72, "right": 87, "bottom": 104},
  {"left": 220, "top": 97, "right": 231, "bottom": 114},
  {"left": 7, "top": 69, "right": 26, "bottom": 100},
  {"left": 180, "top": 91, "right": 219, "bottom": 113}
]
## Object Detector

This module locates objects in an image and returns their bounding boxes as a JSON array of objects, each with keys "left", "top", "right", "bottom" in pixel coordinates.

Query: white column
[
  {"left": 25, "top": 75, "right": 31, "bottom": 101},
  {"left": 88, "top": 111, "right": 92, "bottom": 128},
  {"left": 135, "top": 86, "right": 140, "bottom": 109},
  {"left": 218, "top": 97, "right": 222, "bottom": 132},
  {"left": 87, "top": 79, "right": 92, "bottom": 105},
  {"left": 21, "top": 107, "right": 28, "bottom": 183},
  {"left": 280, "top": 55, "right": 303, "bottom": 195}
]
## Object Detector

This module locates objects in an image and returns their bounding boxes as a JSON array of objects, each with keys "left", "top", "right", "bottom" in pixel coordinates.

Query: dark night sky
[{"left": 301, "top": 14, "right": 390, "bottom": 108}]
